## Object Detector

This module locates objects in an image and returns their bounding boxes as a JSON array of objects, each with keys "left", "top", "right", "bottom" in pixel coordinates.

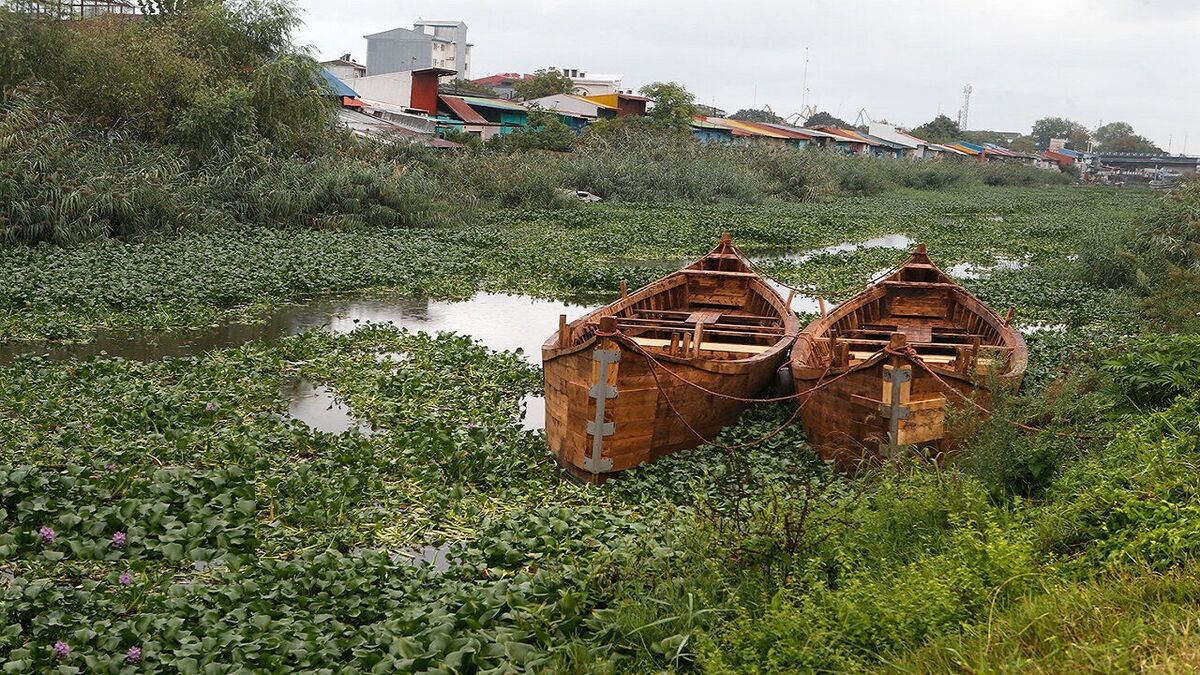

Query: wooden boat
[
  {"left": 542, "top": 234, "right": 800, "bottom": 481},
  {"left": 790, "top": 244, "right": 1027, "bottom": 470}
]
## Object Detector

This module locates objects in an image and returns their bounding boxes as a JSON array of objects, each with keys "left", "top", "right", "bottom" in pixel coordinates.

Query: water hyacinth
[
  {"left": 119, "top": 571, "right": 133, "bottom": 586},
  {"left": 112, "top": 531, "right": 127, "bottom": 548},
  {"left": 126, "top": 646, "right": 142, "bottom": 664},
  {"left": 53, "top": 641, "right": 69, "bottom": 660},
  {"left": 205, "top": 402, "right": 217, "bottom": 412},
  {"left": 38, "top": 526, "right": 55, "bottom": 545}
]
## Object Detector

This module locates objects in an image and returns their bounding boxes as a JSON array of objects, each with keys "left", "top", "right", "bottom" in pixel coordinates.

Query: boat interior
[
  {"left": 809, "top": 261, "right": 1014, "bottom": 375},
  {"left": 564, "top": 251, "right": 794, "bottom": 360}
]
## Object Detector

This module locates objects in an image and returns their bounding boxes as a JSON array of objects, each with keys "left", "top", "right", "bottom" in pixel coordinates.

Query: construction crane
[
  {"left": 785, "top": 105, "right": 818, "bottom": 126},
  {"left": 853, "top": 108, "right": 873, "bottom": 129}
]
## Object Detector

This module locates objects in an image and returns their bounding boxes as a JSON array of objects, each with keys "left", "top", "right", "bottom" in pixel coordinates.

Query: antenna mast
[{"left": 957, "top": 84, "right": 972, "bottom": 129}]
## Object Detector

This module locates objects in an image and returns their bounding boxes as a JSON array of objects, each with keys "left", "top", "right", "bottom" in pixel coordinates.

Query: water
[
  {"left": 283, "top": 377, "right": 372, "bottom": 436},
  {"left": 520, "top": 394, "right": 546, "bottom": 431},
  {"left": 752, "top": 234, "right": 916, "bottom": 265},
  {"left": 946, "top": 255, "right": 1028, "bottom": 280},
  {"left": 1019, "top": 322, "right": 1068, "bottom": 335},
  {"left": 1, "top": 293, "right": 597, "bottom": 365},
  {"left": 396, "top": 543, "right": 453, "bottom": 571}
]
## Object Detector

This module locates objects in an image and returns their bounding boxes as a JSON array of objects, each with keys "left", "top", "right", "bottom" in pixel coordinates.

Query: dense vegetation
[
  {"left": 5, "top": 1, "right": 1200, "bottom": 672},
  {"left": 0, "top": 3, "right": 1070, "bottom": 247}
]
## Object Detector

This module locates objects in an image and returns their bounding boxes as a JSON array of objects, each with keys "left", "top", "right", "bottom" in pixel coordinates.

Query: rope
[
  {"left": 613, "top": 331, "right": 874, "bottom": 404},
  {"left": 883, "top": 344, "right": 1094, "bottom": 440},
  {"left": 596, "top": 331, "right": 879, "bottom": 451}
]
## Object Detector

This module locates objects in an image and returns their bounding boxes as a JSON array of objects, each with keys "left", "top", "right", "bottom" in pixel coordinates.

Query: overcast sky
[{"left": 295, "top": 0, "right": 1199, "bottom": 151}]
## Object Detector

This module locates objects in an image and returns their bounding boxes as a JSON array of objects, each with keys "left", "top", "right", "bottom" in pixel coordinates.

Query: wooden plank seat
[
  {"left": 847, "top": 350, "right": 999, "bottom": 368},
  {"left": 616, "top": 316, "right": 784, "bottom": 335},
  {"left": 634, "top": 309, "right": 780, "bottom": 325},
  {"left": 631, "top": 336, "right": 772, "bottom": 355}
]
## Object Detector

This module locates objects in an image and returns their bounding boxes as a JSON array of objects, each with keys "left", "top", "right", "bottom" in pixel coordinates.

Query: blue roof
[{"left": 320, "top": 68, "right": 359, "bottom": 98}]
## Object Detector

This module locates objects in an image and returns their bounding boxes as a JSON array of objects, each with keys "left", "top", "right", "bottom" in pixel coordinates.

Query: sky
[{"left": 295, "top": 0, "right": 1200, "bottom": 152}]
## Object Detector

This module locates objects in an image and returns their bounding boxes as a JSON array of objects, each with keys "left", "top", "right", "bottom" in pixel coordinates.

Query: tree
[
  {"left": 909, "top": 114, "right": 961, "bottom": 143},
  {"left": 1094, "top": 121, "right": 1162, "bottom": 153},
  {"left": 1031, "top": 116, "right": 1090, "bottom": 151},
  {"left": 639, "top": 81, "right": 698, "bottom": 131},
  {"left": 804, "top": 111, "right": 849, "bottom": 128},
  {"left": 1009, "top": 135, "right": 1036, "bottom": 152},
  {"left": 440, "top": 79, "right": 496, "bottom": 97},
  {"left": 730, "top": 108, "right": 783, "bottom": 125},
  {"left": 512, "top": 68, "right": 574, "bottom": 101}
]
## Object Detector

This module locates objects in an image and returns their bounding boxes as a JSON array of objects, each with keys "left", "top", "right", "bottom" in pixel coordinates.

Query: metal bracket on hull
[
  {"left": 882, "top": 366, "right": 912, "bottom": 453},
  {"left": 585, "top": 348, "right": 620, "bottom": 473}
]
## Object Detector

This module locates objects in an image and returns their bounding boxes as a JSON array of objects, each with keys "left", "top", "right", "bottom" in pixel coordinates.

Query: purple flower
[
  {"left": 112, "top": 531, "right": 126, "bottom": 549},
  {"left": 105, "top": 463, "right": 119, "bottom": 472},
  {"left": 85, "top": 423, "right": 93, "bottom": 430},
  {"left": 38, "top": 526, "right": 55, "bottom": 545},
  {"left": 126, "top": 646, "right": 142, "bottom": 664},
  {"left": 53, "top": 641, "right": 69, "bottom": 660},
  {"left": 119, "top": 571, "right": 133, "bottom": 586},
  {"left": 204, "top": 402, "right": 216, "bottom": 412}
]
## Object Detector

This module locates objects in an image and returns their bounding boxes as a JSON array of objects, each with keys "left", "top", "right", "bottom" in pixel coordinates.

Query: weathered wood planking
[
  {"left": 791, "top": 244, "right": 1027, "bottom": 471},
  {"left": 543, "top": 234, "right": 800, "bottom": 482}
]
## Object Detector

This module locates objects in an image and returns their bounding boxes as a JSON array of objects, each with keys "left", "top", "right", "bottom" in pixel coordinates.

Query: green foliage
[
  {"left": 1101, "top": 334, "right": 1200, "bottom": 408},
  {"left": 512, "top": 67, "right": 575, "bottom": 100},
  {"left": 638, "top": 81, "right": 698, "bottom": 131},
  {"left": 728, "top": 108, "right": 784, "bottom": 125},
  {"left": 492, "top": 107, "right": 577, "bottom": 152},
  {"left": 440, "top": 78, "right": 497, "bottom": 97},
  {"left": 804, "top": 110, "right": 849, "bottom": 127},
  {"left": 0, "top": 465, "right": 256, "bottom": 562},
  {"left": 1, "top": 2, "right": 327, "bottom": 158},
  {"left": 1095, "top": 120, "right": 1163, "bottom": 153},
  {"left": 1031, "top": 115, "right": 1091, "bottom": 150},
  {"left": 910, "top": 114, "right": 962, "bottom": 143},
  {"left": 0, "top": 91, "right": 457, "bottom": 245}
]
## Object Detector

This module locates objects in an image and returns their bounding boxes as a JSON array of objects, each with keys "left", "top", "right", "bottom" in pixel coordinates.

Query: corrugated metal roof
[
  {"left": 439, "top": 95, "right": 489, "bottom": 124},
  {"left": 320, "top": 69, "right": 359, "bottom": 98},
  {"left": 456, "top": 95, "right": 528, "bottom": 112},
  {"left": 718, "top": 119, "right": 791, "bottom": 139}
]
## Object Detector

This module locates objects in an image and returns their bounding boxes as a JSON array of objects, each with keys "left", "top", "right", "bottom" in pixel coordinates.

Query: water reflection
[
  {"left": 397, "top": 543, "right": 453, "bottom": 571},
  {"left": 751, "top": 234, "right": 916, "bottom": 265},
  {"left": 1, "top": 293, "right": 597, "bottom": 365},
  {"left": 520, "top": 394, "right": 546, "bottom": 431},
  {"left": 283, "top": 377, "right": 372, "bottom": 436},
  {"left": 946, "top": 256, "right": 1028, "bottom": 280}
]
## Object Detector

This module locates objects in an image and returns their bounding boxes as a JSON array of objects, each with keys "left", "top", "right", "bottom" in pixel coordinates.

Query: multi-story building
[
  {"left": 551, "top": 67, "right": 624, "bottom": 96},
  {"left": 320, "top": 54, "right": 367, "bottom": 82},
  {"left": 364, "top": 20, "right": 471, "bottom": 80}
]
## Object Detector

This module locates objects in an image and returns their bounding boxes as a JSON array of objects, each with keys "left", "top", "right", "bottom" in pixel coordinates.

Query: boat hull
[
  {"left": 545, "top": 333, "right": 785, "bottom": 481},
  {"left": 793, "top": 353, "right": 1016, "bottom": 472}
]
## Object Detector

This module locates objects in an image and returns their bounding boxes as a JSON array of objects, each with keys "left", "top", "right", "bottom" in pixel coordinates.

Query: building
[
  {"left": 471, "top": 72, "right": 529, "bottom": 99},
  {"left": 320, "top": 54, "right": 366, "bottom": 82},
  {"left": 349, "top": 67, "right": 456, "bottom": 114},
  {"left": 580, "top": 93, "right": 650, "bottom": 117},
  {"left": 868, "top": 122, "right": 930, "bottom": 158},
  {"left": 364, "top": 20, "right": 471, "bottom": 80},
  {"left": 550, "top": 68, "right": 624, "bottom": 96},
  {"left": 523, "top": 94, "right": 616, "bottom": 121},
  {"left": 437, "top": 95, "right": 528, "bottom": 140}
]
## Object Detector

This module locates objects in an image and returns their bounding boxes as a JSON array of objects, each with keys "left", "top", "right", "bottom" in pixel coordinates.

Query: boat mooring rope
[
  {"left": 884, "top": 343, "right": 1095, "bottom": 441},
  {"left": 593, "top": 324, "right": 1091, "bottom": 449},
  {"left": 593, "top": 327, "right": 875, "bottom": 450}
]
